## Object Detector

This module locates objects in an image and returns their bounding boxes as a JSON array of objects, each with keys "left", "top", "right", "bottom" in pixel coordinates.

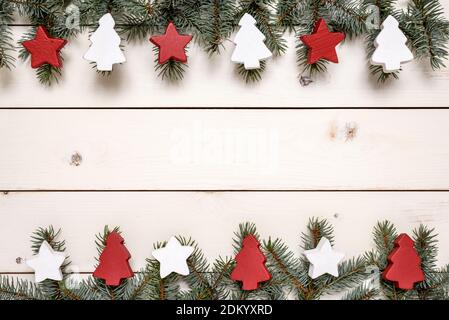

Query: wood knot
[
  {"left": 329, "top": 121, "right": 358, "bottom": 142},
  {"left": 345, "top": 123, "right": 358, "bottom": 141},
  {"left": 70, "top": 152, "right": 82, "bottom": 166}
]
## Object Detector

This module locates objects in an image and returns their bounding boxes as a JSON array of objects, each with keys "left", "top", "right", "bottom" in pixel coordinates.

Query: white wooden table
[{"left": 1, "top": 6, "right": 449, "bottom": 283}]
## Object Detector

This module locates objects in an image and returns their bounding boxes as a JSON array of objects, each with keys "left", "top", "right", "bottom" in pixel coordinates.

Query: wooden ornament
[
  {"left": 93, "top": 232, "right": 134, "bottom": 286},
  {"left": 231, "top": 13, "right": 272, "bottom": 70},
  {"left": 26, "top": 241, "right": 65, "bottom": 283},
  {"left": 84, "top": 13, "right": 126, "bottom": 71},
  {"left": 382, "top": 233, "right": 425, "bottom": 290},
  {"left": 300, "top": 19, "right": 345, "bottom": 64},
  {"left": 152, "top": 236, "right": 194, "bottom": 278},
  {"left": 22, "top": 26, "right": 67, "bottom": 69},
  {"left": 303, "top": 237, "right": 344, "bottom": 279},
  {"left": 150, "top": 22, "right": 193, "bottom": 64},
  {"left": 371, "top": 15, "right": 414, "bottom": 73},
  {"left": 231, "top": 235, "right": 271, "bottom": 290}
]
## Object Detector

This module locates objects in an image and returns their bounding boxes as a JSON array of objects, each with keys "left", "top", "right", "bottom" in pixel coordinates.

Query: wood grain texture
[
  {"left": 1, "top": 192, "right": 448, "bottom": 272},
  {"left": 0, "top": 28, "right": 448, "bottom": 108},
  {"left": 2, "top": 109, "right": 449, "bottom": 190}
]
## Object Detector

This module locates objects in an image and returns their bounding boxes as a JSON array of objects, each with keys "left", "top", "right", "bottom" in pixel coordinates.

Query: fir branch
[
  {"left": 9, "top": 0, "right": 54, "bottom": 21},
  {"left": 0, "top": 276, "right": 45, "bottom": 300},
  {"left": 94, "top": 225, "right": 121, "bottom": 258},
  {"left": 0, "top": 0, "right": 15, "bottom": 69},
  {"left": 263, "top": 237, "right": 310, "bottom": 299},
  {"left": 232, "top": 222, "right": 259, "bottom": 254},
  {"left": 316, "top": 257, "right": 369, "bottom": 295},
  {"left": 342, "top": 283, "right": 378, "bottom": 300},
  {"left": 117, "top": 0, "right": 161, "bottom": 41},
  {"left": 276, "top": 0, "right": 306, "bottom": 31},
  {"left": 179, "top": 236, "right": 234, "bottom": 300},
  {"left": 178, "top": 236, "right": 215, "bottom": 299},
  {"left": 35, "top": 63, "right": 62, "bottom": 85},
  {"left": 401, "top": 0, "right": 449, "bottom": 69},
  {"left": 364, "top": 220, "right": 397, "bottom": 269},
  {"left": 200, "top": 0, "right": 236, "bottom": 55},
  {"left": 63, "top": 278, "right": 105, "bottom": 300},
  {"left": 301, "top": 217, "right": 335, "bottom": 250},
  {"left": 179, "top": 234, "right": 234, "bottom": 300},
  {"left": 413, "top": 225, "right": 438, "bottom": 276},
  {"left": 78, "top": 0, "right": 113, "bottom": 25},
  {"left": 322, "top": 0, "right": 367, "bottom": 36},
  {"left": 236, "top": 60, "right": 266, "bottom": 83},
  {"left": 154, "top": 49, "right": 189, "bottom": 81},
  {"left": 412, "top": 225, "right": 449, "bottom": 300}
]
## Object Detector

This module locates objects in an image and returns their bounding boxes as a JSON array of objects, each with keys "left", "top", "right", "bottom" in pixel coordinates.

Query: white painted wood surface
[
  {"left": 1, "top": 192, "right": 448, "bottom": 273},
  {"left": 2, "top": 109, "right": 449, "bottom": 190},
  {"left": 1, "top": 4, "right": 449, "bottom": 285}
]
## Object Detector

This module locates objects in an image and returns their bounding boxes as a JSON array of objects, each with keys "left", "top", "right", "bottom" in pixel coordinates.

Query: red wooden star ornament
[
  {"left": 22, "top": 26, "right": 67, "bottom": 69},
  {"left": 300, "top": 19, "right": 345, "bottom": 64},
  {"left": 93, "top": 232, "right": 134, "bottom": 286},
  {"left": 150, "top": 22, "right": 193, "bottom": 64},
  {"left": 231, "top": 235, "right": 271, "bottom": 291},
  {"left": 382, "top": 233, "right": 425, "bottom": 290}
]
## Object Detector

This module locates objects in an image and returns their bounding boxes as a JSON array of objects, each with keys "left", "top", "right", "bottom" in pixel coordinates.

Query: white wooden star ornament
[
  {"left": 304, "top": 237, "right": 344, "bottom": 279},
  {"left": 152, "top": 236, "right": 194, "bottom": 278},
  {"left": 25, "top": 241, "right": 65, "bottom": 282}
]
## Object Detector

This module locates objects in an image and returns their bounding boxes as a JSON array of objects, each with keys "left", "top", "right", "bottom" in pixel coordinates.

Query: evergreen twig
[
  {"left": 0, "top": 0, "right": 15, "bottom": 70},
  {"left": 0, "top": 220, "right": 448, "bottom": 300}
]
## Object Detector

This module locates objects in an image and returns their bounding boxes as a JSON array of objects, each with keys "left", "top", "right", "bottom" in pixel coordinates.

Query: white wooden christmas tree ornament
[
  {"left": 152, "top": 236, "right": 194, "bottom": 278},
  {"left": 371, "top": 15, "right": 413, "bottom": 73},
  {"left": 25, "top": 241, "right": 65, "bottom": 282},
  {"left": 303, "top": 237, "right": 344, "bottom": 279},
  {"left": 231, "top": 13, "right": 272, "bottom": 70},
  {"left": 84, "top": 13, "right": 126, "bottom": 71}
]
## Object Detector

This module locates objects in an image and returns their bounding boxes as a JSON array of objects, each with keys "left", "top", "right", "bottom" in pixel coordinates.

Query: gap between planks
[
  {"left": 2, "top": 107, "right": 449, "bottom": 110},
  {"left": 4, "top": 190, "right": 449, "bottom": 193}
]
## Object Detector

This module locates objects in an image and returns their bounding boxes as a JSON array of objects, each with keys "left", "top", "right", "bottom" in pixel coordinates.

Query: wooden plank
[
  {"left": 2, "top": 109, "right": 449, "bottom": 190},
  {"left": 0, "top": 28, "right": 448, "bottom": 108},
  {"left": 1, "top": 192, "right": 448, "bottom": 272}
]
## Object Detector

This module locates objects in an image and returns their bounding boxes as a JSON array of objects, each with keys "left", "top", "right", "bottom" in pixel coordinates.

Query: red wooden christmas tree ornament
[
  {"left": 231, "top": 234, "right": 271, "bottom": 291},
  {"left": 22, "top": 26, "right": 67, "bottom": 69},
  {"left": 93, "top": 232, "right": 134, "bottom": 286},
  {"left": 300, "top": 19, "right": 345, "bottom": 64},
  {"left": 150, "top": 22, "right": 193, "bottom": 64},
  {"left": 382, "top": 233, "right": 425, "bottom": 290}
]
